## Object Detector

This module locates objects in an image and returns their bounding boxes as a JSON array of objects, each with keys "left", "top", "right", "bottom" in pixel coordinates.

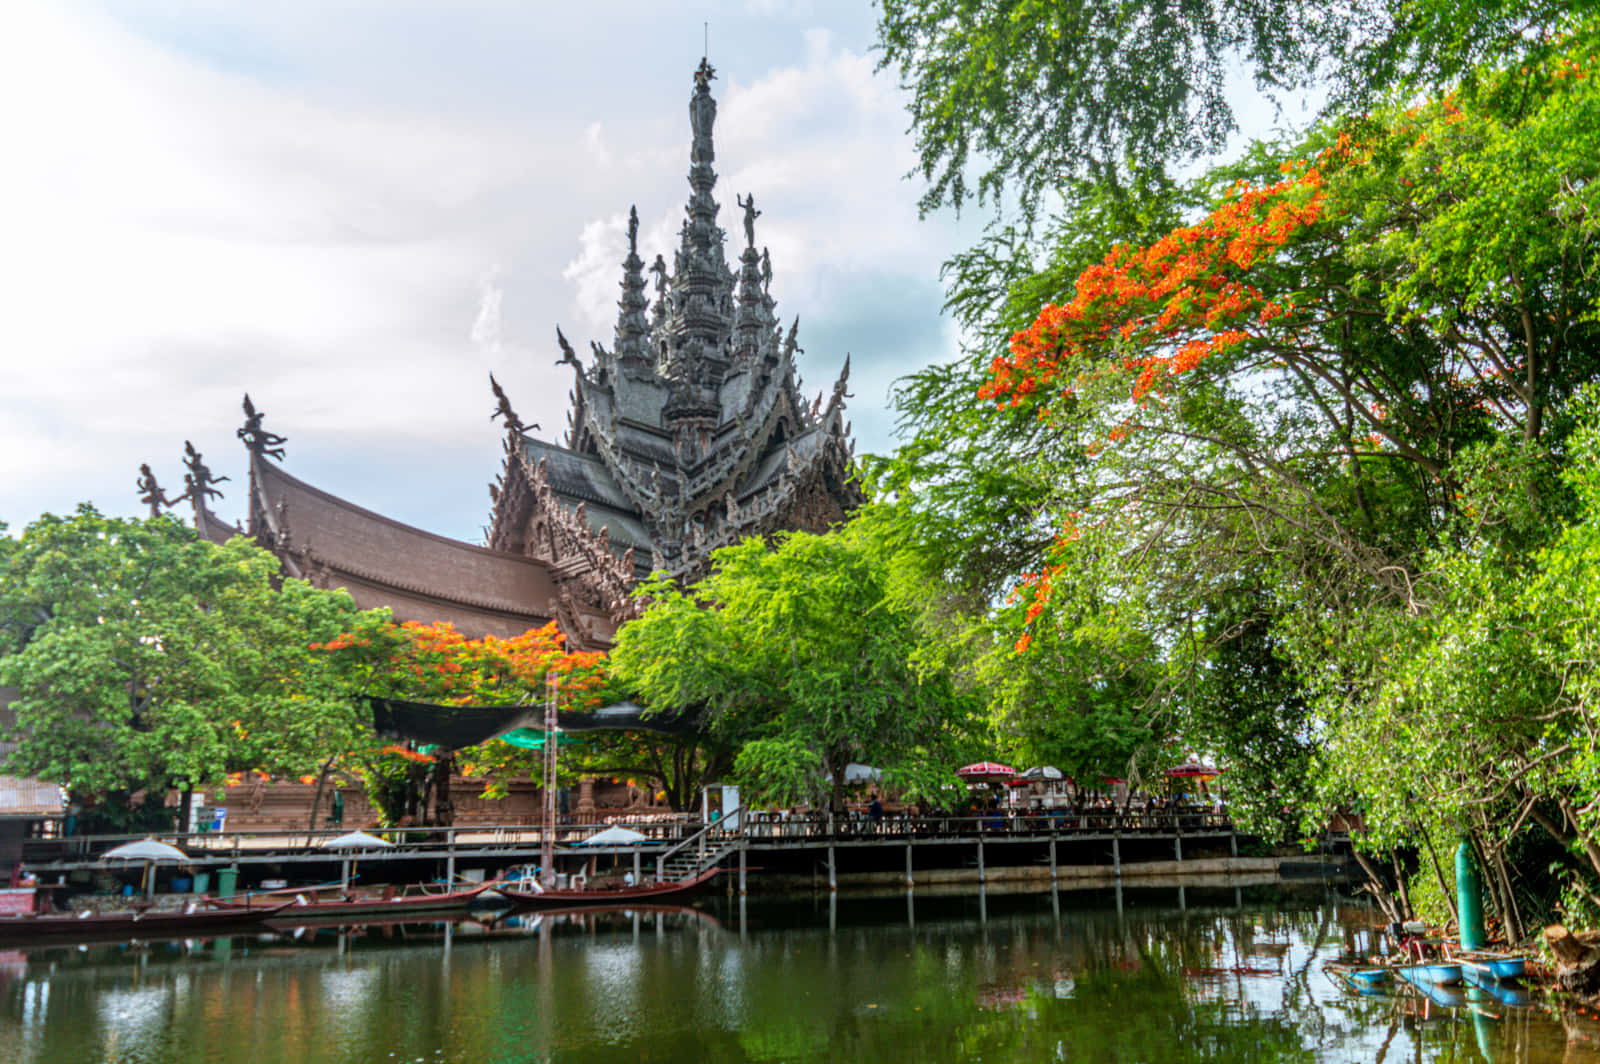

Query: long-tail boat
[
  {"left": 0, "top": 902, "right": 290, "bottom": 946},
  {"left": 496, "top": 867, "right": 719, "bottom": 910},
  {"left": 203, "top": 882, "right": 496, "bottom": 923}
]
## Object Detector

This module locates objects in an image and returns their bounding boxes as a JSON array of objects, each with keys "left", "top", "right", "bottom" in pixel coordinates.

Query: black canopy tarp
[{"left": 369, "top": 697, "right": 702, "bottom": 751}]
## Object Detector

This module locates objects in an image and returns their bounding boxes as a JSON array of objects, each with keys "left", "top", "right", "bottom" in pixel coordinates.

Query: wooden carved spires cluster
[{"left": 487, "top": 60, "right": 863, "bottom": 606}]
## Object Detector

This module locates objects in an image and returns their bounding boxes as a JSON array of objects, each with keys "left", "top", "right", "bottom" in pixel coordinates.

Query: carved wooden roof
[
  {"left": 489, "top": 63, "right": 864, "bottom": 583},
  {"left": 245, "top": 455, "right": 561, "bottom": 640}
]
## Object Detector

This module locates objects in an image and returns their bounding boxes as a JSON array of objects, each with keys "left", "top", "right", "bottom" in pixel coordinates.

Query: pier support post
[
  {"left": 1174, "top": 833, "right": 1183, "bottom": 863},
  {"left": 445, "top": 829, "right": 456, "bottom": 884},
  {"left": 1049, "top": 839, "right": 1057, "bottom": 881},
  {"left": 738, "top": 845, "right": 747, "bottom": 895},
  {"left": 1230, "top": 831, "right": 1238, "bottom": 857},
  {"left": 905, "top": 843, "right": 914, "bottom": 888},
  {"left": 827, "top": 845, "right": 837, "bottom": 892},
  {"left": 1112, "top": 834, "right": 1122, "bottom": 878},
  {"left": 633, "top": 849, "right": 641, "bottom": 885},
  {"left": 977, "top": 836, "right": 986, "bottom": 883}
]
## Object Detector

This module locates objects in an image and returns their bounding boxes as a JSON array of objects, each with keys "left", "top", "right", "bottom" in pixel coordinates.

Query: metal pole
[
  {"left": 540, "top": 671, "right": 558, "bottom": 888},
  {"left": 445, "top": 828, "right": 456, "bottom": 884},
  {"left": 905, "top": 842, "right": 914, "bottom": 888},
  {"left": 633, "top": 848, "right": 641, "bottom": 885},
  {"left": 1174, "top": 834, "right": 1183, "bottom": 862},
  {"left": 1112, "top": 834, "right": 1121, "bottom": 878},
  {"left": 827, "top": 845, "right": 837, "bottom": 891},
  {"left": 1049, "top": 838, "right": 1057, "bottom": 881},
  {"left": 977, "top": 836, "right": 985, "bottom": 883},
  {"left": 738, "top": 844, "right": 747, "bottom": 895}
]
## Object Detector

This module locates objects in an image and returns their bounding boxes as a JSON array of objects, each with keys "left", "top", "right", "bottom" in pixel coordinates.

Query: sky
[{"left": 0, "top": 1, "right": 978, "bottom": 543}]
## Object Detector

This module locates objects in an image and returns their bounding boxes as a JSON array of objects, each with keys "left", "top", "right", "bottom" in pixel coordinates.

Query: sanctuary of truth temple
[{"left": 146, "top": 60, "right": 864, "bottom": 650}]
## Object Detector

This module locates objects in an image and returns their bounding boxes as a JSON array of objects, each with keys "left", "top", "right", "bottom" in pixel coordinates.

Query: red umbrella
[
  {"left": 1166, "top": 764, "right": 1223, "bottom": 779},
  {"left": 957, "top": 761, "right": 1016, "bottom": 782}
]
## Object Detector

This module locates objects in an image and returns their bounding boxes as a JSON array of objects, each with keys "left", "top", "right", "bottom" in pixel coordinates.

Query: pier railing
[{"left": 22, "top": 808, "right": 1233, "bottom": 868}]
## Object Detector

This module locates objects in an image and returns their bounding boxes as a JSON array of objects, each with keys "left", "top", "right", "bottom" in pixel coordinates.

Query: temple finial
[
  {"left": 136, "top": 463, "right": 176, "bottom": 519},
  {"left": 490, "top": 373, "right": 537, "bottom": 437},
  {"left": 180, "top": 440, "right": 229, "bottom": 504},
  {"left": 238, "top": 395, "right": 287, "bottom": 462}
]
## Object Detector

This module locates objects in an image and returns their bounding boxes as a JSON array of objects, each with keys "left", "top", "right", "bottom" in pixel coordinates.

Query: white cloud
[
  {"left": 470, "top": 265, "right": 505, "bottom": 356},
  {"left": 1, "top": 3, "right": 970, "bottom": 540}
]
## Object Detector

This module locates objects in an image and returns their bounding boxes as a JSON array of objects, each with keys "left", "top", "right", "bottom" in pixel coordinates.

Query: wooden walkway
[{"left": 21, "top": 810, "right": 1241, "bottom": 893}]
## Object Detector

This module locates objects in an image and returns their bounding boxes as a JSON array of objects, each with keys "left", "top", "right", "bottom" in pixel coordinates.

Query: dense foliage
[
  {"left": 876, "top": 16, "right": 1600, "bottom": 929},
  {"left": 612, "top": 523, "right": 984, "bottom": 811},
  {"left": 0, "top": 507, "right": 372, "bottom": 831}
]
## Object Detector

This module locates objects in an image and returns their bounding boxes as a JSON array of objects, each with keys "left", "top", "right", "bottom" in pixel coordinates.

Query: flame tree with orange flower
[
  {"left": 870, "top": 33, "right": 1600, "bottom": 877},
  {"left": 314, "top": 620, "right": 610, "bottom": 827}
]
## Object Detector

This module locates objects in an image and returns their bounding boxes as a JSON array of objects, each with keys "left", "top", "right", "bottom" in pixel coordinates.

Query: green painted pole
[{"left": 1456, "top": 838, "right": 1487, "bottom": 951}]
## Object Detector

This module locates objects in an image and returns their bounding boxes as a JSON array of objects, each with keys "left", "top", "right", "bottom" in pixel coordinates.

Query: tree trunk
[
  {"left": 426, "top": 752, "right": 455, "bottom": 827},
  {"left": 306, "top": 756, "right": 336, "bottom": 845},
  {"left": 1418, "top": 826, "right": 1460, "bottom": 927},
  {"left": 1545, "top": 925, "right": 1600, "bottom": 995},
  {"left": 1391, "top": 849, "right": 1415, "bottom": 921},
  {"left": 1351, "top": 849, "right": 1402, "bottom": 923}
]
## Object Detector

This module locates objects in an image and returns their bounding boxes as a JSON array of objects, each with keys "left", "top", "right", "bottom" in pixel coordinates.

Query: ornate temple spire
[
  {"left": 614, "top": 206, "right": 652, "bottom": 372},
  {"left": 661, "top": 60, "right": 734, "bottom": 386}
]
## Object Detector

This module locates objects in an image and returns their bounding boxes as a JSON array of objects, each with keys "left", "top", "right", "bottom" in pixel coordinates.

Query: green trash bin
[
  {"left": 217, "top": 867, "right": 238, "bottom": 898},
  {"left": 192, "top": 872, "right": 211, "bottom": 895}
]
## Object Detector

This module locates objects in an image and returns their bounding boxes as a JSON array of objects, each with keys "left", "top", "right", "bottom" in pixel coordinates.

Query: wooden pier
[{"left": 13, "top": 809, "right": 1288, "bottom": 896}]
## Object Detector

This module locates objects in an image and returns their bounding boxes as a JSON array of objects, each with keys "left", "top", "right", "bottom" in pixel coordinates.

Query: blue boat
[
  {"left": 1348, "top": 968, "right": 1389, "bottom": 989},
  {"left": 1400, "top": 962, "right": 1463, "bottom": 987},
  {"left": 1480, "top": 955, "right": 1526, "bottom": 980},
  {"left": 1464, "top": 966, "right": 1532, "bottom": 1006}
]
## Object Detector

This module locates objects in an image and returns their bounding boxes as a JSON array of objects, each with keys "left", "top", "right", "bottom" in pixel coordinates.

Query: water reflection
[{"left": 0, "top": 887, "right": 1593, "bottom": 1063}]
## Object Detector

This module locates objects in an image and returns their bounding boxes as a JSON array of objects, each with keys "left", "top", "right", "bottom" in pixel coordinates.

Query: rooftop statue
[
  {"left": 237, "top": 394, "right": 287, "bottom": 461},
  {"left": 489, "top": 373, "right": 537, "bottom": 437},
  {"left": 180, "top": 440, "right": 228, "bottom": 503},
  {"left": 136, "top": 463, "right": 176, "bottom": 518}
]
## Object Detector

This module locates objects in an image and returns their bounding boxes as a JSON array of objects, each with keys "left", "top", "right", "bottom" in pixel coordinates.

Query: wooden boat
[
  {"left": 205, "top": 882, "right": 496, "bottom": 923},
  {"left": 0, "top": 902, "right": 289, "bottom": 946},
  {"left": 497, "top": 868, "right": 719, "bottom": 910}
]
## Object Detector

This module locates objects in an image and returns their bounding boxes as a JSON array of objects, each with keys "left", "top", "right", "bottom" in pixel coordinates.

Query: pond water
[{"left": 0, "top": 883, "right": 1595, "bottom": 1064}]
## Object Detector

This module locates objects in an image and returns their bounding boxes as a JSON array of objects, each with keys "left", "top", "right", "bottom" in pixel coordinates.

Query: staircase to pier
[{"left": 654, "top": 823, "right": 741, "bottom": 883}]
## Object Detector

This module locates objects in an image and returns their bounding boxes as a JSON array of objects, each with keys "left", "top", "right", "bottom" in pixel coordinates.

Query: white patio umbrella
[
  {"left": 321, "top": 831, "right": 391, "bottom": 891},
  {"left": 102, "top": 839, "right": 189, "bottom": 899},
  {"left": 321, "top": 831, "right": 393, "bottom": 850},
  {"left": 579, "top": 825, "right": 649, "bottom": 846},
  {"left": 102, "top": 839, "right": 189, "bottom": 861}
]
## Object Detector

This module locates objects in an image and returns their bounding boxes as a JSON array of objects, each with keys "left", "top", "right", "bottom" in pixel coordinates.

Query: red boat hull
[
  {"left": 208, "top": 884, "right": 494, "bottom": 923},
  {"left": 0, "top": 903, "right": 289, "bottom": 946},
  {"left": 498, "top": 868, "right": 719, "bottom": 910}
]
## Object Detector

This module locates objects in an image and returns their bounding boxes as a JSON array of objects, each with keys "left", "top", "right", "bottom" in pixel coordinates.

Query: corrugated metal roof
[{"left": 0, "top": 777, "right": 64, "bottom": 817}]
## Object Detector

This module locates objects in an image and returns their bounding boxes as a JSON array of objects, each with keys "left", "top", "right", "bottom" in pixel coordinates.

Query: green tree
[
  {"left": 611, "top": 522, "right": 983, "bottom": 811},
  {"left": 0, "top": 506, "right": 371, "bottom": 829},
  {"left": 876, "top": 0, "right": 1586, "bottom": 220}
]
